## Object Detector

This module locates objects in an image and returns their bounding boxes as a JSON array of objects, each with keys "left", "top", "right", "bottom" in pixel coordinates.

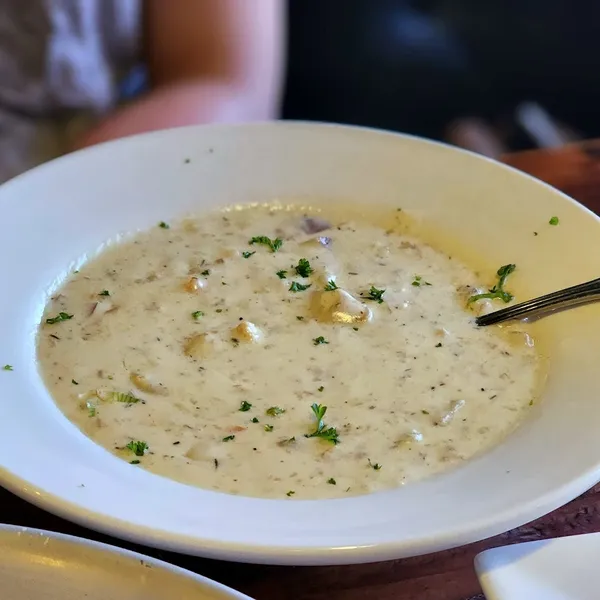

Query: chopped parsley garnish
[
  {"left": 468, "top": 264, "right": 516, "bottom": 304},
  {"left": 222, "top": 435, "right": 236, "bottom": 442},
  {"left": 201, "top": 269, "right": 211, "bottom": 276},
  {"left": 215, "top": 308, "right": 223, "bottom": 313},
  {"left": 318, "top": 385, "right": 324, "bottom": 392},
  {"left": 304, "top": 403, "right": 340, "bottom": 444},
  {"left": 251, "top": 417, "right": 259, "bottom": 423},
  {"left": 296, "top": 315, "right": 304, "bottom": 321},
  {"left": 313, "top": 336, "right": 329, "bottom": 346},
  {"left": 158, "top": 221, "right": 170, "bottom": 229},
  {"left": 239, "top": 400, "right": 252, "bottom": 412},
  {"left": 327, "top": 478, "right": 337, "bottom": 485},
  {"left": 249, "top": 235, "right": 283, "bottom": 253},
  {"left": 86, "top": 402, "right": 97, "bottom": 417},
  {"left": 286, "top": 490, "right": 295, "bottom": 497},
  {"left": 3, "top": 364, "right": 13, "bottom": 371},
  {"left": 191, "top": 310, "right": 204, "bottom": 320},
  {"left": 435, "top": 342, "right": 443, "bottom": 348},
  {"left": 242, "top": 251, "right": 256, "bottom": 259},
  {"left": 99, "top": 290, "right": 110, "bottom": 296},
  {"left": 71, "top": 379, "right": 79, "bottom": 385},
  {"left": 266, "top": 406, "right": 285, "bottom": 417},
  {"left": 126, "top": 440, "right": 148, "bottom": 457},
  {"left": 549, "top": 216, "right": 560, "bottom": 226},
  {"left": 276, "top": 270, "right": 288, "bottom": 279},
  {"left": 46, "top": 312, "right": 73, "bottom": 325},
  {"left": 264, "top": 424, "right": 274, "bottom": 432},
  {"left": 422, "top": 409, "right": 430, "bottom": 415},
  {"left": 289, "top": 281, "right": 312, "bottom": 292},
  {"left": 412, "top": 275, "right": 431, "bottom": 287},
  {"left": 368, "top": 459, "right": 382, "bottom": 471},
  {"left": 294, "top": 258, "right": 313, "bottom": 277},
  {"left": 363, "top": 286, "right": 385, "bottom": 304},
  {"left": 324, "top": 279, "right": 338, "bottom": 291},
  {"left": 130, "top": 460, "right": 140, "bottom": 465}
]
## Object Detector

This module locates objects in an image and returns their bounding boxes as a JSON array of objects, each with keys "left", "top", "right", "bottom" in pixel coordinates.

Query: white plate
[
  {"left": 1, "top": 122, "right": 600, "bottom": 565},
  {"left": 0, "top": 523, "right": 251, "bottom": 599},
  {"left": 475, "top": 534, "right": 600, "bottom": 599}
]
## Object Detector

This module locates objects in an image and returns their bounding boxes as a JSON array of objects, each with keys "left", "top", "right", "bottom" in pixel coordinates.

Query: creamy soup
[{"left": 38, "top": 205, "right": 541, "bottom": 499}]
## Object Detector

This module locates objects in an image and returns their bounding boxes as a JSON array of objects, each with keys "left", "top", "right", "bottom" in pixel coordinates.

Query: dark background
[{"left": 282, "top": 0, "right": 600, "bottom": 150}]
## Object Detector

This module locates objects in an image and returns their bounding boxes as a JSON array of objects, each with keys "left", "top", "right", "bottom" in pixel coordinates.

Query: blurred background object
[{"left": 282, "top": 0, "right": 600, "bottom": 155}]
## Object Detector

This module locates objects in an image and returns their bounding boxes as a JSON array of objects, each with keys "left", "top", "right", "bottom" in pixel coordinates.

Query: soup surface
[{"left": 38, "top": 204, "right": 541, "bottom": 499}]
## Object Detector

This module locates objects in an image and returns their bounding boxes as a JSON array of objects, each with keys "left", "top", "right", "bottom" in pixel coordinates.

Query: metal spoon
[{"left": 475, "top": 277, "right": 600, "bottom": 326}]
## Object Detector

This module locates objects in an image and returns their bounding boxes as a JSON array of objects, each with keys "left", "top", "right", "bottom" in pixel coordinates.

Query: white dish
[
  {"left": 1, "top": 122, "right": 600, "bottom": 565},
  {"left": 475, "top": 533, "right": 600, "bottom": 599},
  {"left": 0, "top": 523, "right": 252, "bottom": 599}
]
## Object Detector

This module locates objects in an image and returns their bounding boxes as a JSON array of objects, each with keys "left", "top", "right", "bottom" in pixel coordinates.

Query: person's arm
[{"left": 77, "top": 0, "right": 285, "bottom": 148}]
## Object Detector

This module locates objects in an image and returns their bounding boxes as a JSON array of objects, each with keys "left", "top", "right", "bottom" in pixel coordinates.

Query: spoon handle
[{"left": 475, "top": 277, "right": 600, "bottom": 326}]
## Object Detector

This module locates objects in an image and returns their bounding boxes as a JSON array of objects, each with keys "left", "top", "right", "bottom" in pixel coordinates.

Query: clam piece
[
  {"left": 232, "top": 321, "right": 263, "bottom": 343},
  {"left": 185, "top": 442, "right": 208, "bottom": 461},
  {"left": 183, "top": 333, "right": 213, "bottom": 358},
  {"left": 310, "top": 289, "right": 372, "bottom": 325},
  {"left": 130, "top": 373, "right": 169, "bottom": 396},
  {"left": 183, "top": 277, "right": 207, "bottom": 293}
]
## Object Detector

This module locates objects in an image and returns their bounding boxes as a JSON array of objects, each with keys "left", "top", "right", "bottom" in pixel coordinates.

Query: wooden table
[{"left": 3, "top": 142, "right": 600, "bottom": 600}]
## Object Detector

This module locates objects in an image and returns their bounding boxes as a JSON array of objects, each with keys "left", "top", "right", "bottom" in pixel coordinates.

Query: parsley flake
[
  {"left": 266, "top": 406, "right": 285, "bottom": 417},
  {"left": 327, "top": 478, "right": 337, "bottom": 485},
  {"left": 130, "top": 459, "right": 140, "bottom": 465},
  {"left": 71, "top": 379, "right": 79, "bottom": 385},
  {"left": 318, "top": 385, "right": 324, "bottom": 392},
  {"left": 239, "top": 400, "right": 252, "bottom": 412},
  {"left": 295, "top": 258, "right": 313, "bottom": 277},
  {"left": 412, "top": 275, "right": 432, "bottom": 287},
  {"left": 286, "top": 490, "right": 295, "bottom": 497},
  {"left": 126, "top": 440, "right": 148, "bottom": 457},
  {"left": 313, "top": 336, "right": 329, "bottom": 346},
  {"left": 249, "top": 235, "right": 283, "bottom": 253},
  {"left": 549, "top": 216, "right": 560, "bottom": 226},
  {"left": 191, "top": 310, "right": 204, "bottom": 320},
  {"left": 201, "top": 269, "right": 211, "bottom": 276},
  {"left": 363, "top": 286, "right": 385, "bottom": 304},
  {"left": 289, "top": 281, "right": 312, "bottom": 292},
  {"left": 305, "top": 403, "right": 340, "bottom": 444},
  {"left": 251, "top": 417, "right": 259, "bottom": 423},
  {"left": 46, "top": 312, "right": 73, "bottom": 325},
  {"left": 296, "top": 315, "right": 305, "bottom": 321},
  {"left": 324, "top": 279, "right": 338, "bottom": 291},
  {"left": 158, "top": 221, "right": 170, "bottom": 229},
  {"left": 222, "top": 435, "right": 236, "bottom": 442},
  {"left": 2, "top": 364, "right": 13, "bottom": 371},
  {"left": 276, "top": 270, "right": 288, "bottom": 279},
  {"left": 264, "top": 424, "right": 274, "bottom": 432},
  {"left": 242, "top": 251, "right": 256, "bottom": 259},
  {"left": 99, "top": 290, "right": 110, "bottom": 296},
  {"left": 468, "top": 264, "right": 516, "bottom": 304},
  {"left": 368, "top": 459, "right": 382, "bottom": 471}
]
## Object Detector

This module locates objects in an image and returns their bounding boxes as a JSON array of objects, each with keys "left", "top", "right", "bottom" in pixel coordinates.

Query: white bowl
[
  {"left": 1, "top": 122, "right": 600, "bottom": 566},
  {"left": 0, "top": 524, "right": 252, "bottom": 599},
  {"left": 475, "top": 534, "right": 600, "bottom": 600}
]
